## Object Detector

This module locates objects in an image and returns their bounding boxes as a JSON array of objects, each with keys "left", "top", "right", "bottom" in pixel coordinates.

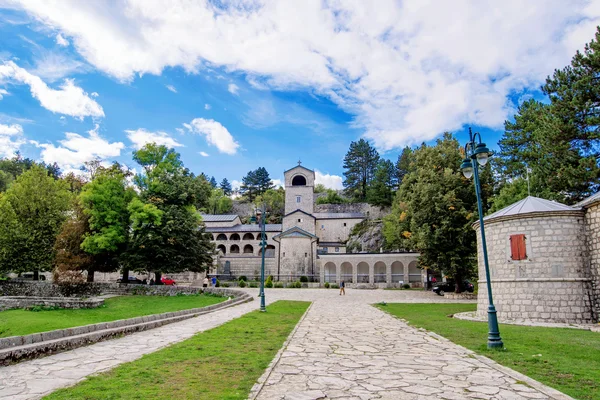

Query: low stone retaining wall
[
  {"left": 0, "top": 296, "right": 105, "bottom": 311},
  {"left": 0, "top": 289, "right": 252, "bottom": 365},
  {"left": 0, "top": 281, "right": 242, "bottom": 298},
  {"left": 444, "top": 293, "right": 477, "bottom": 300}
]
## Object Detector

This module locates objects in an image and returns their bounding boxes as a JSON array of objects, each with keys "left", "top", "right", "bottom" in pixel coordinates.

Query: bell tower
[{"left": 284, "top": 161, "right": 315, "bottom": 215}]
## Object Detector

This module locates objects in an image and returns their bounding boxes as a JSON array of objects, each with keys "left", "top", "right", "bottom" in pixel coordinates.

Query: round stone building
[{"left": 474, "top": 196, "right": 597, "bottom": 324}]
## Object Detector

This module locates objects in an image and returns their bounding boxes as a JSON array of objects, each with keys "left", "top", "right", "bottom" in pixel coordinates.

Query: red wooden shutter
[{"left": 510, "top": 234, "right": 526, "bottom": 260}]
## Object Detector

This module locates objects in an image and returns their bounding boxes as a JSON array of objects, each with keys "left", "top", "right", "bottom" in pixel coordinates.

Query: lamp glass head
[
  {"left": 460, "top": 158, "right": 473, "bottom": 179},
  {"left": 474, "top": 142, "right": 490, "bottom": 166}
]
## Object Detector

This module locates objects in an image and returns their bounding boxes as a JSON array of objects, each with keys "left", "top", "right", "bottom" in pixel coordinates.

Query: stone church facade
[{"left": 204, "top": 164, "right": 421, "bottom": 287}]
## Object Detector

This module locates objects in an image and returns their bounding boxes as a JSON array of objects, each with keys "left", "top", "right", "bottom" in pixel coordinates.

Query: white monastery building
[{"left": 203, "top": 164, "right": 421, "bottom": 287}]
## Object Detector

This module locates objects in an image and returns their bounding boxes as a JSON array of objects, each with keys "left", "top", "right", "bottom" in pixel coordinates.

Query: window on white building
[
  {"left": 296, "top": 196, "right": 301, "bottom": 203},
  {"left": 321, "top": 224, "right": 324, "bottom": 229},
  {"left": 298, "top": 218, "right": 302, "bottom": 223},
  {"left": 343, "top": 223, "right": 347, "bottom": 227},
  {"left": 335, "top": 247, "right": 339, "bottom": 252}
]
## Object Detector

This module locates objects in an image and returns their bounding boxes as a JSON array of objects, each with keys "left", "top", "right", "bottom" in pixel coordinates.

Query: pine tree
[
  {"left": 209, "top": 176, "right": 217, "bottom": 188},
  {"left": 220, "top": 178, "right": 232, "bottom": 195},
  {"left": 240, "top": 167, "right": 274, "bottom": 201},
  {"left": 367, "top": 159, "right": 397, "bottom": 207},
  {"left": 396, "top": 146, "right": 413, "bottom": 186},
  {"left": 342, "top": 139, "right": 380, "bottom": 201}
]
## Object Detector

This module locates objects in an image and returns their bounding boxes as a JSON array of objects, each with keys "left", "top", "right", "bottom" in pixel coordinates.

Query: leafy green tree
[
  {"left": 209, "top": 176, "right": 217, "bottom": 188},
  {"left": 127, "top": 143, "right": 213, "bottom": 281},
  {"left": 343, "top": 139, "right": 380, "bottom": 201},
  {"left": 316, "top": 189, "right": 348, "bottom": 205},
  {"left": 54, "top": 198, "right": 118, "bottom": 282},
  {"left": 80, "top": 166, "right": 137, "bottom": 282},
  {"left": 314, "top": 183, "right": 327, "bottom": 193},
  {"left": 383, "top": 133, "right": 478, "bottom": 292},
  {"left": 240, "top": 167, "right": 274, "bottom": 201},
  {"left": 367, "top": 159, "right": 397, "bottom": 207},
  {"left": 0, "top": 166, "right": 71, "bottom": 278},
  {"left": 220, "top": 178, "right": 232, "bottom": 195},
  {"left": 206, "top": 188, "right": 233, "bottom": 214},
  {"left": 0, "top": 153, "right": 61, "bottom": 192},
  {"left": 255, "top": 187, "right": 285, "bottom": 223}
]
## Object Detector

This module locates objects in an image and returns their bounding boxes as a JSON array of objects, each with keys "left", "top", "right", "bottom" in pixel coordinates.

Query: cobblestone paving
[{"left": 252, "top": 290, "right": 571, "bottom": 400}]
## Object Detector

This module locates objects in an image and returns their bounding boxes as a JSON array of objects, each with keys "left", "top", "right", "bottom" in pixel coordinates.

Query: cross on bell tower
[{"left": 297, "top": 159, "right": 302, "bottom": 166}]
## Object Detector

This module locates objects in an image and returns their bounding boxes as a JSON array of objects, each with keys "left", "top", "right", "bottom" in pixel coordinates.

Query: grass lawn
[
  {"left": 377, "top": 303, "right": 600, "bottom": 400},
  {"left": 0, "top": 294, "right": 226, "bottom": 338},
  {"left": 44, "top": 300, "right": 310, "bottom": 400}
]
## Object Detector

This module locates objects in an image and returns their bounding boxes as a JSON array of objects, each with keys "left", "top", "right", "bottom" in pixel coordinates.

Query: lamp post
[
  {"left": 252, "top": 206, "right": 267, "bottom": 312},
  {"left": 460, "top": 127, "right": 504, "bottom": 349}
]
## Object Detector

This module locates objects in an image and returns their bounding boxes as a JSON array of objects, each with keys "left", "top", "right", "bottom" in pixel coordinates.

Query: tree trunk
[
  {"left": 155, "top": 271, "right": 162, "bottom": 285},
  {"left": 33, "top": 270, "right": 39, "bottom": 281},
  {"left": 122, "top": 268, "right": 129, "bottom": 284},
  {"left": 87, "top": 269, "right": 95, "bottom": 282},
  {"left": 455, "top": 279, "right": 462, "bottom": 294}
]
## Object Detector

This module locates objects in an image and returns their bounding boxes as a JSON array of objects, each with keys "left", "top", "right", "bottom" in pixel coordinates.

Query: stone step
[{"left": 0, "top": 291, "right": 253, "bottom": 365}]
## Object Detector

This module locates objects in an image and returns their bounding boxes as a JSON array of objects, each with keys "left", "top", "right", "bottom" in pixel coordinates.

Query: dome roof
[{"left": 483, "top": 196, "right": 580, "bottom": 222}]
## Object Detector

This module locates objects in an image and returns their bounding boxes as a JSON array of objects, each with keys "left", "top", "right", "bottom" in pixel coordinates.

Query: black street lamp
[
  {"left": 252, "top": 205, "right": 267, "bottom": 312},
  {"left": 460, "top": 127, "right": 504, "bottom": 349}
]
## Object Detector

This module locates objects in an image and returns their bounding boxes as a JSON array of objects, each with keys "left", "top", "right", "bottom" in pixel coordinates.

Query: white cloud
[
  {"left": 125, "top": 128, "right": 183, "bottom": 149},
  {"left": 32, "top": 52, "right": 88, "bottom": 82},
  {"left": 227, "top": 83, "right": 239, "bottom": 95},
  {"left": 37, "top": 124, "right": 124, "bottom": 171},
  {"left": 231, "top": 179, "right": 242, "bottom": 190},
  {"left": 272, "top": 178, "right": 283, "bottom": 188},
  {"left": 315, "top": 170, "right": 343, "bottom": 190},
  {"left": 204, "top": 103, "right": 211, "bottom": 110},
  {"left": 0, "top": 89, "right": 8, "bottom": 99},
  {"left": 0, "top": 123, "right": 26, "bottom": 157},
  {"left": 12, "top": 1, "right": 600, "bottom": 148},
  {"left": 185, "top": 118, "right": 240, "bottom": 155},
  {"left": 91, "top": 92, "right": 99, "bottom": 97},
  {"left": 199, "top": 151, "right": 209, "bottom": 157},
  {"left": 56, "top": 33, "right": 69, "bottom": 46},
  {"left": 166, "top": 84, "right": 177, "bottom": 93},
  {"left": 0, "top": 61, "right": 104, "bottom": 119}
]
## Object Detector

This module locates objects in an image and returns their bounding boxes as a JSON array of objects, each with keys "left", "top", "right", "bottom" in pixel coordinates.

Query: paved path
[
  {"left": 252, "top": 290, "right": 571, "bottom": 400},
  {"left": 0, "top": 289, "right": 571, "bottom": 399}
]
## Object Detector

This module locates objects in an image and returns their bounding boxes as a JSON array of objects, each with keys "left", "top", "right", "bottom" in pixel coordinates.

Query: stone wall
[
  {"left": 315, "top": 218, "right": 362, "bottom": 243},
  {"left": 475, "top": 212, "right": 596, "bottom": 323},
  {"left": 0, "top": 296, "right": 105, "bottom": 311},
  {"left": 0, "top": 281, "right": 243, "bottom": 298},
  {"left": 314, "top": 203, "right": 390, "bottom": 220},
  {"left": 583, "top": 202, "right": 600, "bottom": 321}
]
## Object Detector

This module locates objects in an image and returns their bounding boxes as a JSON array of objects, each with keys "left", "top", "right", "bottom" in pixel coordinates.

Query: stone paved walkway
[
  {"left": 0, "top": 289, "right": 572, "bottom": 399},
  {"left": 252, "top": 290, "right": 571, "bottom": 400}
]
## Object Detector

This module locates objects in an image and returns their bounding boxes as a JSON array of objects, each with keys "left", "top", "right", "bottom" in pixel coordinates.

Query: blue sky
[{"left": 1, "top": 1, "right": 599, "bottom": 189}]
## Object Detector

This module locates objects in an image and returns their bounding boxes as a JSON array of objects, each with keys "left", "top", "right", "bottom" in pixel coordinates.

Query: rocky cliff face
[{"left": 345, "top": 220, "right": 384, "bottom": 253}]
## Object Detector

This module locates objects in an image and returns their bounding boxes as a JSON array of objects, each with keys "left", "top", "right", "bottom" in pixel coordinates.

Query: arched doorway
[
  {"left": 259, "top": 245, "right": 276, "bottom": 257},
  {"left": 374, "top": 261, "right": 386, "bottom": 283},
  {"left": 408, "top": 261, "right": 420, "bottom": 282},
  {"left": 341, "top": 262, "right": 353, "bottom": 283},
  {"left": 391, "top": 261, "right": 404, "bottom": 284},
  {"left": 216, "top": 233, "right": 227, "bottom": 241},
  {"left": 243, "top": 244, "right": 254, "bottom": 254},
  {"left": 357, "top": 262, "right": 369, "bottom": 283},
  {"left": 324, "top": 262, "right": 336, "bottom": 283},
  {"left": 230, "top": 233, "right": 240, "bottom": 241},
  {"left": 243, "top": 233, "right": 254, "bottom": 240},
  {"left": 230, "top": 244, "right": 240, "bottom": 254},
  {"left": 216, "top": 244, "right": 226, "bottom": 254}
]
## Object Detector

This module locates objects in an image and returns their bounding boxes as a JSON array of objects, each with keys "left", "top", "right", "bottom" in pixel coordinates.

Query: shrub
[
  {"left": 402, "top": 283, "right": 411, "bottom": 289},
  {"left": 331, "top": 284, "right": 339, "bottom": 289},
  {"left": 249, "top": 282, "right": 258, "bottom": 288},
  {"left": 268, "top": 275, "right": 274, "bottom": 281},
  {"left": 216, "top": 279, "right": 221, "bottom": 287},
  {"left": 324, "top": 282, "right": 330, "bottom": 289},
  {"left": 238, "top": 276, "right": 248, "bottom": 282},
  {"left": 294, "top": 281, "right": 302, "bottom": 288},
  {"left": 300, "top": 275, "right": 308, "bottom": 283},
  {"left": 221, "top": 283, "right": 230, "bottom": 288},
  {"left": 238, "top": 280, "right": 247, "bottom": 288},
  {"left": 274, "top": 282, "right": 284, "bottom": 288},
  {"left": 265, "top": 275, "right": 273, "bottom": 288}
]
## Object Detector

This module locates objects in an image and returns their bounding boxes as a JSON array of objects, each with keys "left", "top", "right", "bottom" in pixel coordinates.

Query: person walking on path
[
  {"left": 211, "top": 276, "right": 217, "bottom": 287},
  {"left": 339, "top": 280, "right": 345, "bottom": 295},
  {"left": 203, "top": 276, "right": 209, "bottom": 288}
]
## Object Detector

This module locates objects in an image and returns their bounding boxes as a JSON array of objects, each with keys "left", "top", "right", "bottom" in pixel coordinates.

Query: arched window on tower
[{"left": 292, "top": 175, "right": 306, "bottom": 186}]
